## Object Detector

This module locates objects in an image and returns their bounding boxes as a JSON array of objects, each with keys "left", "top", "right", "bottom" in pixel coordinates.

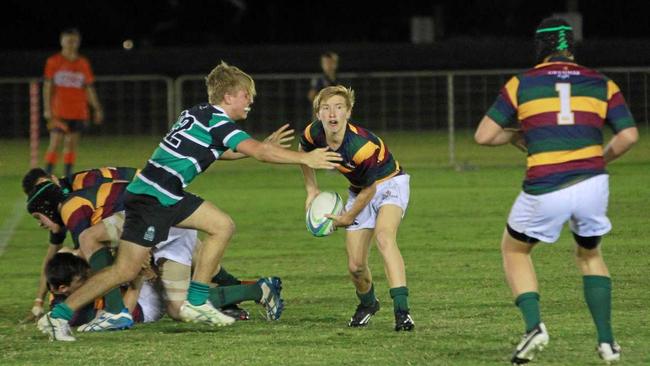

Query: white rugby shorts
[
  {"left": 345, "top": 174, "right": 410, "bottom": 231},
  {"left": 507, "top": 174, "right": 611, "bottom": 243},
  {"left": 152, "top": 227, "right": 197, "bottom": 266}
]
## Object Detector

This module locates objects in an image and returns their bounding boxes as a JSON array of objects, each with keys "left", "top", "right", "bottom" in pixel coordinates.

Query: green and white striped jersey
[{"left": 127, "top": 103, "right": 251, "bottom": 206}]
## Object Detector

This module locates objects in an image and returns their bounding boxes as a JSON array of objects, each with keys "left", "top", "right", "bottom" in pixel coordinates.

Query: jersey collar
[
  {"left": 534, "top": 56, "right": 577, "bottom": 69},
  {"left": 211, "top": 104, "right": 230, "bottom": 118}
]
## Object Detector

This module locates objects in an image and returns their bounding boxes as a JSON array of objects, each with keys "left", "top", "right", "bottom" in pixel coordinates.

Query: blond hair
[
  {"left": 205, "top": 61, "right": 257, "bottom": 105},
  {"left": 313, "top": 85, "right": 355, "bottom": 116}
]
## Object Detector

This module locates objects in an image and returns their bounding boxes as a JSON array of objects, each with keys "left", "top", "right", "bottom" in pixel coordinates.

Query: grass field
[{"left": 0, "top": 131, "right": 648, "bottom": 365}]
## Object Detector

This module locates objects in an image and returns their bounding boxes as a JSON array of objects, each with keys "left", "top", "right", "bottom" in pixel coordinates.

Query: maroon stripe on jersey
[
  {"left": 499, "top": 89, "right": 516, "bottom": 109},
  {"left": 101, "top": 184, "right": 125, "bottom": 219},
  {"left": 525, "top": 156, "right": 605, "bottom": 180},
  {"left": 522, "top": 111, "right": 604, "bottom": 131},
  {"left": 608, "top": 92, "right": 626, "bottom": 108}
]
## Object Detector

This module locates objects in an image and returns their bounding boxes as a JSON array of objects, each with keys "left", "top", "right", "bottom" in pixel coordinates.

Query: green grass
[{"left": 0, "top": 131, "right": 648, "bottom": 365}]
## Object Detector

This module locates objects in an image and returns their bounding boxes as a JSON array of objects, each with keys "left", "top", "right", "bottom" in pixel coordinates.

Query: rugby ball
[{"left": 306, "top": 191, "right": 344, "bottom": 237}]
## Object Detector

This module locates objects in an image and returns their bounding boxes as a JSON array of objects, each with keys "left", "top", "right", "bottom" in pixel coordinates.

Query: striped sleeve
[
  {"left": 486, "top": 76, "right": 519, "bottom": 127},
  {"left": 299, "top": 122, "right": 317, "bottom": 152},
  {"left": 208, "top": 118, "right": 251, "bottom": 152},
  {"left": 605, "top": 80, "right": 636, "bottom": 133}
]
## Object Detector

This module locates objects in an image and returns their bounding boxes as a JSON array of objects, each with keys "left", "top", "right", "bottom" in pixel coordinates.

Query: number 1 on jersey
[{"left": 555, "top": 83, "right": 575, "bottom": 125}]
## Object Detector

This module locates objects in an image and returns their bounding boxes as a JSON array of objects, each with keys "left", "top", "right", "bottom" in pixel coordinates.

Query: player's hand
[
  {"left": 93, "top": 109, "right": 104, "bottom": 125},
  {"left": 264, "top": 123, "right": 294, "bottom": 148},
  {"left": 324, "top": 213, "right": 353, "bottom": 228},
  {"left": 20, "top": 299, "right": 44, "bottom": 323},
  {"left": 305, "top": 189, "right": 321, "bottom": 211},
  {"left": 303, "top": 147, "right": 342, "bottom": 170},
  {"left": 43, "top": 110, "right": 52, "bottom": 121}
]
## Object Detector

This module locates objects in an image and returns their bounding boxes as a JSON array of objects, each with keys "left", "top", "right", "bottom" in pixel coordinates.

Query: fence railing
[{"left": 2, "top": 68, "right": 648, "bottom": 164}]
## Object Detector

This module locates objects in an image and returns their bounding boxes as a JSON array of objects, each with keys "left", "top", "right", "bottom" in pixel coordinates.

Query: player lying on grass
[
  {"left": 45, "top": 239, "right": 283, "bottom": 330},
  {"left": 299, "top": 85, "right": 414, "bottom": 331},
  {"left": 38, "top": 61, "right": 342, "bottom": 341},
  {"left": 23, "top": 166, "right": 274, "bottom": 327},
  {"left": 474, "top": 17, "right": 638, "bottom": 365}
]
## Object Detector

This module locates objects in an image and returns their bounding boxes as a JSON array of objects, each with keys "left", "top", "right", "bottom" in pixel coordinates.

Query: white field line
[{"left": 0, "top": 200, "right": 25, "bottom": 257}]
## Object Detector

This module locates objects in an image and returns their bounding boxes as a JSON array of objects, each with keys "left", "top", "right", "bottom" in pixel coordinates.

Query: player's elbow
[
  {"left": 474, "top": 131, "right": 493, "bottom": 145},
  {"left": 622, "top": 127, "right": 639, "bottom": 146}
]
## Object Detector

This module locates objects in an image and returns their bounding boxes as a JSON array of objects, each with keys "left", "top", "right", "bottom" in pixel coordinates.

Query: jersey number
[
  {"left": 164, "top": 116, "right": 193, "bottom": 148},
  {"left": 555, "top": 83, "right": 575, "bottom": 125}
]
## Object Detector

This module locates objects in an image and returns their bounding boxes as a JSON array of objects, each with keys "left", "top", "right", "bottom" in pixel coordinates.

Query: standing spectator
[
  {"left": 43, "top": 28, "right": 103, "bottom": 176},
  {"left": 307, "top": 51, "right": 339, "bottom": 103}
]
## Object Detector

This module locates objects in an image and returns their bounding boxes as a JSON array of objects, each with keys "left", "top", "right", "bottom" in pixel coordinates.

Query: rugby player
[{"left": 474, "top": 17, "right": 638, "bottom": 364}]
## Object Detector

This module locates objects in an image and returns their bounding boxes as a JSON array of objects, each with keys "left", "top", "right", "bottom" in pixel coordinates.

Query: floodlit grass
[{"left": 0, "top": 130, "right": 648, "bottom": 365}]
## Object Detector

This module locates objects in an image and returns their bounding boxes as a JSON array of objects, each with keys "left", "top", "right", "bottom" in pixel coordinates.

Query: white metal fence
[{"left": 2, "top": 68, "right": 648, "bottom": 163}]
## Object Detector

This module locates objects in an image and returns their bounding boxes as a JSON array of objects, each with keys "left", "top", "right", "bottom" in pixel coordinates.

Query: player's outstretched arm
[
  {"left": 604, "top": 127, "right": 638, "bottom": 163},
  {"left": 237, "top": 139, "right": 342, "bottom": 169},
  {"left": 24, "top": 243, "right": 62, "bottom": 322},
  {"left": 220, "top": 124, "right": 295, "bottom": 160},
  {"left": 474, "top": 115, "right": 525, "bottom": 150}
]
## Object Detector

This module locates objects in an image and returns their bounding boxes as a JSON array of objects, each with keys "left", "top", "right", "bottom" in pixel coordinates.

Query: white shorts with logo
[
  {"left": 345, "top": 174, "right": 410, "bottom": 231},
  {"left": 507, "top": 174, "right": 611, "bottom": 243}
]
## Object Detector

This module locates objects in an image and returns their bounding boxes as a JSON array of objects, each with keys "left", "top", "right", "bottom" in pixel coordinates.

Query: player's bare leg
[
  {"left": 77, "top": 222, "right": 127, "bottom": 315},
  {"left": 575, "top": 244, "right": 619, "bottom": 361},
  {"left": 374, "top": 205, "right": 406, "bottom": 288},
  {"left": 502, "top": 229, "right": 548, "bottom": 364},
  {"left": 67, "top": 240, "right": 149, "bottom": 310},
  {"left": 375, "top": 204, "right": 412, "bottom": 331},
  {"left": 39, "top": 240, "right": 147, "bottom": 339},
  {"left": 44, "top": 130, "right": 64, "bottom": 174},
  {"left": 501, "top": 230, "right": 538, "bottom": 297},
  {"left": 174, "top": 201, "right": 236, "bottom": 326},
  {"left": 176, "top": 201, "right": 234, "bottom": 284},
  {"left": 62, "top": 132, "right": 80, "bottom": 176},
  {"left": 346, "top": 229, "right": 379, "bottom": 327},
  {"left": 346, "top": 229, "right": 373, "bottom": 292}
]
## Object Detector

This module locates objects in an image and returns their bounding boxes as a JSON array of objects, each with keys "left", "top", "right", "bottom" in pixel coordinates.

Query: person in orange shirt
[{"left": 43, "top": 28, "right": 103, "bottom": 176}]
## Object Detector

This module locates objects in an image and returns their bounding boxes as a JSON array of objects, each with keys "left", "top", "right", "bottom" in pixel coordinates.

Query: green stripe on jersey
[
  {"left": 151, "top": 146, "right": 200, "bottom": 183},
  {"left": 527, "top": 137, "right": 601, "bottom": 154}
]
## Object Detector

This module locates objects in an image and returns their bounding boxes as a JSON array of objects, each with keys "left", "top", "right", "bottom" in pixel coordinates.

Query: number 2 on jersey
[
  {"left": 164, "top": 115, "right": 193, "bottom": 148},
  {"left": 555, "top": 83, "right": 575, "bottom": 125}
]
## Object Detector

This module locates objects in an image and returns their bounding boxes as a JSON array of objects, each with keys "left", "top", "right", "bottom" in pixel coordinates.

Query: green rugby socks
[
  {"left": 357, "top": 284, "right": 377, "bottom": 307},
  {"left": 389, "top": 286, "right": 409, "bottom": 312},
  {"left": 51, "top": 302, "right": 74, "bottom": 321},
  {"left": 211, "top": 267, "right": 241, "bottom": 286},
  {"left": 88, "top": 247, "right": 124, "bottom": 314},
  {"left": 208, "top": 284, "right": 262, "bottom": 308},
  {"left": 187, "top": 281, "right": 210, "bottom": 306},
  {"left": 584, "top": 275, "right": 614, "bottom": 343},
  {"left": 515, "top": 292, "right": 541, "bottom": 332}
]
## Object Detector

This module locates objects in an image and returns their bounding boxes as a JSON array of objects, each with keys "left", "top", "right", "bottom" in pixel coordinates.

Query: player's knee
[
  {"left": 506, "top": 224, "right": 540, "bottom": 245},
  {"left": 207, "top": 215, "right": 236, "bottom": 238},
  {"left": 348, "top": 261, "right": 367, "bottom": 278},
  {"left": 573, "top": 232, "right": 601, "bottom": 250},
  {"left": 375, "top": 230, "right": 397, "bottom": 250}
]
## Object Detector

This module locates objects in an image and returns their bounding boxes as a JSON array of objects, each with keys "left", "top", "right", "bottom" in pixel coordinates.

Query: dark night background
[{"left": 2, "top": 0, "right": 649, "bottom": 76}]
